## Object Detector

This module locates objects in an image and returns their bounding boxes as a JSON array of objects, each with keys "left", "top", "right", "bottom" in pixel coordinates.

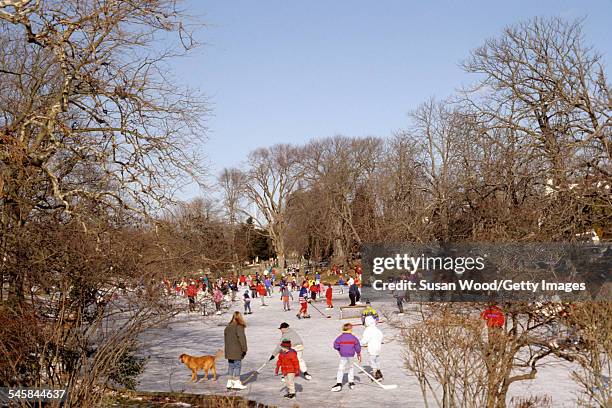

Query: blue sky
[{"left": 171, "top": 0, "right": 612, "bottom": 199}]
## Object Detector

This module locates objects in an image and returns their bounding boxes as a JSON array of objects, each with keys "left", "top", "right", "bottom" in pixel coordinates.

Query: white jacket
[{"left": 361, "top": 316, "right": 383, "bottom": 356}]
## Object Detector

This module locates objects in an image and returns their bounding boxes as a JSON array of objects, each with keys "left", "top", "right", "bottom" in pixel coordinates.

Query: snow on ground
[{"left": 137, "top": 288, "right": 581, "bottom": 407}]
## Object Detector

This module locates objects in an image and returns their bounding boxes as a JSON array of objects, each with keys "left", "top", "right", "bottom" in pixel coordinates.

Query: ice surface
[{"left": 137, "top": 288, "right": 581, "bottom": 407}]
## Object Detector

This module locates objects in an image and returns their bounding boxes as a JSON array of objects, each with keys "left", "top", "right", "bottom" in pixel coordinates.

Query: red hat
[{"left": 281, "top": 339, "right": 292, "bottom": 348}]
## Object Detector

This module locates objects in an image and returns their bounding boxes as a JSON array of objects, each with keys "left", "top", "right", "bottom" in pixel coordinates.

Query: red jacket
[
  {"left": 326, "top": 287, "right": 333, "bottom": 299},
  {"left": 186, "top": 285, "right": 197, "bottom": 297},
  {"left": 481, "top": 306, "right": 505, "bottom": 328},
  {"left": 275, "top": 349, "right": 300, "bottom": 375},
  {"left": 257, "top": 283, "right": 267, "bottom": 296}
]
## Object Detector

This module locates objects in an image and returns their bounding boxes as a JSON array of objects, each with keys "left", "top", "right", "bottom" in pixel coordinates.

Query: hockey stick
[
  {"left": 353, "top": 362, "right": 397, "bottom": 390},
  {"left": 242, "top": 361, "right": 268, "bottom": 384},
  {"left": 308, "top": 300, "right": 331, "bottom": 318}
]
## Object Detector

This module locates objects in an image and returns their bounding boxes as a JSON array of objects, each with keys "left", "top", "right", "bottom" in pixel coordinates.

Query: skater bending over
[
  {"left": 361, "top": 300, "right": 379, "bottom": 324},
  {"left": 269, "top": 322, "right": 312, "bottom": 380},
  {"left": 331, "top": 323, "right": 361, "bottom": 392}
]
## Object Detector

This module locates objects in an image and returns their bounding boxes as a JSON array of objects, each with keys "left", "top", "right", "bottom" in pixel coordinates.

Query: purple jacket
[{"left": 333, "top": 332, "right": 361, "bottom": 357}]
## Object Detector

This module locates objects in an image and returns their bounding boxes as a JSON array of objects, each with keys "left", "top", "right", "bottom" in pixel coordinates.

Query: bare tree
[
  {"left": 0, "top": 1, "right": 208, "bottom": 406},
  {"left": 240, "top": 144, "right": 303, "bottom": 271},
  {"left": 461, "top": 17, "right": 611, "bottom": 239}
]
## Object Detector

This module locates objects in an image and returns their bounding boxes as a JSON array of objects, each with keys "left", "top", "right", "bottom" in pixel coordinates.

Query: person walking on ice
[
  {"left": 274, "top": 339, "right": 300, "bottom": 399},
  {"left": 360, "top": 315, "right": 384, "bottom": 380},
  {"left": 269, "top": 322, "right": 312, "bottom": 380},
  {"left": 331, "top": 323, "right": 361, "bottom": 391},
  {"left": 223, "top": 311, "right": 248, "bottom": 390}
]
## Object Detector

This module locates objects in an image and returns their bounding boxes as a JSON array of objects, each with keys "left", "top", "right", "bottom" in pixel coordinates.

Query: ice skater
[
  {"left": 360, "top": 315, "right": 384, "bottom": 379},
  {"left": 297, "top": 282, "right": 311, "bottom": 319},
  {"left": 269, "top": 322, "right": 312, "bottom": 380},
  {"left": 325, "top": 283, "right": 333, "bottom": 309},
  {"left": 331, "top": 323, "right": 361, "bottom": 391},
  {"left": 275, "top": 339, "right": 300, "bottom": 399},
  {"left": 243, "top": 289, "right": 252, "bottom": 314},
  {"left": 280, "top": 285, "right": 293, "bottom": 311}
]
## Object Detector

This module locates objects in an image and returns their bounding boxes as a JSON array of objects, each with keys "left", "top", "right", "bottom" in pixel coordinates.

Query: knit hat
[
  {"left": 281, "top": 338, "right": 292, "bottom": 348},
  {"left": 279, "top": 322, "right": 289, "bottom": 329}
]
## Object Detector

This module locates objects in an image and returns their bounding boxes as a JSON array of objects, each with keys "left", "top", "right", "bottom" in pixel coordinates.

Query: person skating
[
  {"left": 297, "top": 283, "right": 311, "bottom": 319},
  {"left": 186, "top": 281, "right": 198, "bottom": 312},
  {"left": 360, "top": 315, "right": 384, "bottom": 380},
  {"left": 392, "top": 285, "right": 406, "bottom": 315},
  {"left": 325, "top": 283, "right": 334, "bottom": 309},
  {"left": 264, "top": 276, "right": 273, "bottom": 297},
  {"left": 230, "top": 280, "right": 239, "bottom": 302},
  {"left": 257, "top": 282, "right": 267, "bottom": 306},
  {"left": 280, "top": 285, "right": 293, "bottom": 311},
  {"left": 213, "top": 286, "right": 224, "bottom": 314},
  {"left": 275, "top": 339, "right": 300, "bottom": 399},
  {"left": 361, "top": 300, "right": 379, "bottom": 324},
  {"left": 481, "top": 303, "right": 505, "bottom": 329},
  {"left": 310, "top": 281, "right": 319, "bottom": 302},
  {"left": 243, "top": 289, "right": 252, "bottom": 314},
  {"left": 338, "top": 276, "right": 345, "bottom": 294},
  {"left": 331, "top": 323, "right": 361, "bottom": 391},
  {"left": 224, "top": 311, "right": 248, "bottom": 390},
  {"left": 348, "top": 281, "right": 360, "bottom": 306},
  {"left": 269, "top": 322, "right": 312, "bottom": 380}
]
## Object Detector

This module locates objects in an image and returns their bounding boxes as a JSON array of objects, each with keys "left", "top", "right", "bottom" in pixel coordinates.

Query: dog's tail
[{"left": 214, "top": 349, "right": 223, "bottom": 361}]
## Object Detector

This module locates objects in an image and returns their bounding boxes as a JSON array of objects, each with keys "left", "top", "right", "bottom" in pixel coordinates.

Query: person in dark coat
[
  {"left": 224, "top": 311, "right": 248, "bottom": 390},
  {"left": 348, "top": 282, "right": 360, "bottom": 306}
]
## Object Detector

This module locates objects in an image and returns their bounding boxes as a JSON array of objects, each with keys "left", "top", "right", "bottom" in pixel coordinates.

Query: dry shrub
[{"left": 509, "top": 395, "right": 552, "bottom": 408}]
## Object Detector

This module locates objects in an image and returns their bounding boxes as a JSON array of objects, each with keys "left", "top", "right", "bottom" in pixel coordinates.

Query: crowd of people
[
  {"left": 163, "top": 265, "right": 364, "bottom": 319},
  {"left": 166, "top": 265, "right": 374, "bottom": 399},
  {"left": 223, "top": 309, "right": 384, "bottom": 400},
  {"left": 172, "top": 264, "right": 513, "bottom": 401}
]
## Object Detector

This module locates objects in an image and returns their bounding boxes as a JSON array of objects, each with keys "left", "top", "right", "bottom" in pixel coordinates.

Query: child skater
[
  {"left": 331, "top": 323, "right": 361, "bottom": 391},
  {"left": 275, "top": 339, "right": 300, "bottom": 399},
  {"left": 325, "top": 282, "right": 334, "bottom": 309},
  {"left": 243, "top": 289, "right": 252, "bottom": 314},
  {"left": 296, "top": 282, "right": 311, "bottom": 319},
  {"left": 360, "top": 315, "right": 384, "bottom": 379},
  {"left": 280, "top": 285, "right": 293, "bottom": 311}
]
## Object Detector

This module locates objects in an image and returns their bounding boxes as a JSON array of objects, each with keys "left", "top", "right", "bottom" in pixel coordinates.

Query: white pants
[
  {"left": 294, "top": 344, "right": 308, "bottom": 372},
  {"left": 369, "top": 354, "right": 381, "bottom": 370},
  {"left": 336, "top": 357, "right": 354, "bottom": 383}
]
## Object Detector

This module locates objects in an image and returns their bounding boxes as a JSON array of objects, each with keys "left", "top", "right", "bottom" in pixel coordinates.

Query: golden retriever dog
[{"left": 179, "top": 349, "right": 223, "bottom": 382}]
